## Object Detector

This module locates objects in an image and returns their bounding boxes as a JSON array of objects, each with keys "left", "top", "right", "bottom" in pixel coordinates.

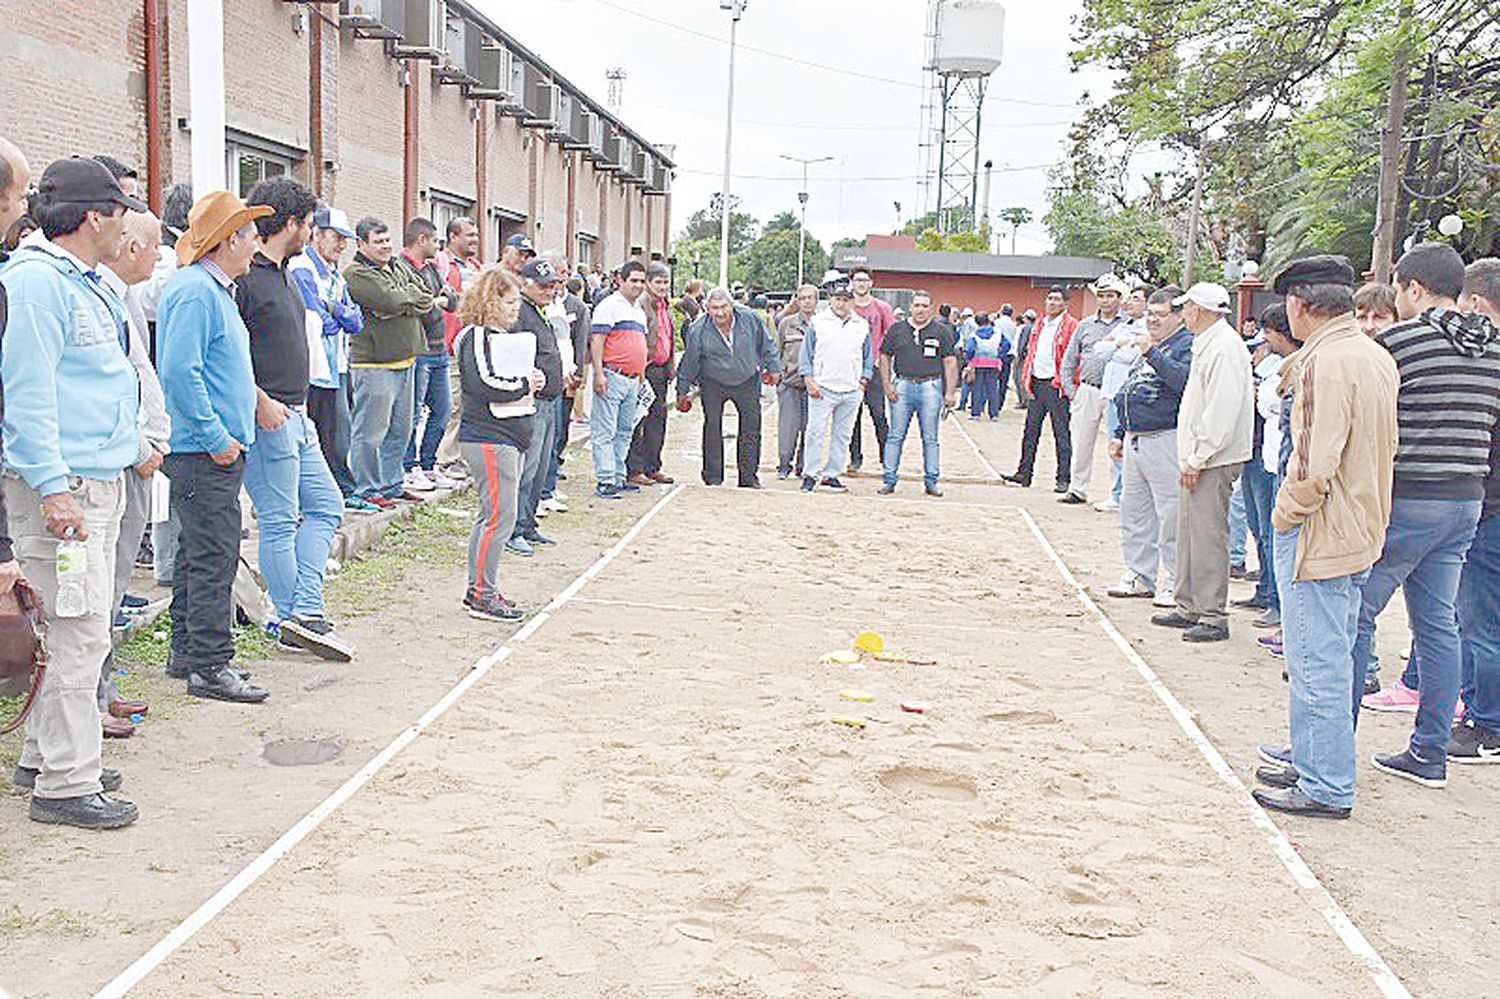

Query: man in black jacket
[
  {"left": 0, "top": 135, "right": 31, "bottom": 596},
  {"left": 508, "top": 258, "right": 564, "bottom": 555}
]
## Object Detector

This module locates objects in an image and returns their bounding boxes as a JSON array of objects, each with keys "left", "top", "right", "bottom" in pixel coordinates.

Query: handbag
[{"left": 0, "top": 580, "right": 49, "bottom": 735}]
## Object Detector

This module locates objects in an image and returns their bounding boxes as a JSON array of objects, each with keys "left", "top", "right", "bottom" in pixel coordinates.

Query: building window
[
  {"left": 430, "top": 192, "right": 474, "bottom": 245},
  {"left": 226, "top": 142, "right": 293, "bottom": 199},
  {"left": 576, "top": 234, "right": 595, "bottom": 271}
]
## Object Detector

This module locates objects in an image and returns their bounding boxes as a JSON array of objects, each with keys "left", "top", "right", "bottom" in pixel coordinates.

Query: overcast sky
[{"left": 482, "top": 0, "right": 1112, "bottom": 253}]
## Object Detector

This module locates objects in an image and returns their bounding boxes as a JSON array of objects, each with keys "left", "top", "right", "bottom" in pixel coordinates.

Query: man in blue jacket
[
  {"left": 1, "top": 157, "right": 145, "bottom": 829},
  {"left": 1106, "top": 286, "right": 1193, "bottom": 607},
  {"left": 157, "top": 191, "right": 273, "bottom": 707}
]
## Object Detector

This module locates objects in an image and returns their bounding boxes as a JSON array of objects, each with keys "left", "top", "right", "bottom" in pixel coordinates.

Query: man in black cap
[
  {"left": 1250, "top": 254, "right": 1399, "bottom": 819},
  {"left": 507, "top": 257, "right": 564, "bottom": 555},
  {"left": 501, "top": 233, "right": 536, "bottom": 275},
  {"left": 2, "top": 156, "right": 146, "bottom": 828}
]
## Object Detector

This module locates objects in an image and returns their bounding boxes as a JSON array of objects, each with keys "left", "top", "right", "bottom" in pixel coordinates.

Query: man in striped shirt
[
  {"left": 587, "top": 260, "right": 649, "bottom": 499},
  {"left": 1354, "top": 243, "right": 1500, "bottom": 789}
]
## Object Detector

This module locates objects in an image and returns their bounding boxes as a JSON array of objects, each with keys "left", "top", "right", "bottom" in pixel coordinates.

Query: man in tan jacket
[{"left": 1252, "top": 255, "right": 1398, "bottom": 820}]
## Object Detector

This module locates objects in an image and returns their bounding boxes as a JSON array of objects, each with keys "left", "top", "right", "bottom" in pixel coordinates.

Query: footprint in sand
[
  {"left": 876, "top": 765, "right": 978, "bottom": 802},
  {"left": 983, "top": 709, "right": 1060, "bottom": 726}
]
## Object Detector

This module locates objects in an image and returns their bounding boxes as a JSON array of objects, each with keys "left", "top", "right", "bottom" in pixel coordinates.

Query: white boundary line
[
  {"left": 1018, "top": 507, "right": 1410, "bottom": 999},
  {"left": 949, "top": 412, "right": 1002, "bottom": 479},
  {"left": 95, "top": 485, "right": 687, "bottom": 999}
]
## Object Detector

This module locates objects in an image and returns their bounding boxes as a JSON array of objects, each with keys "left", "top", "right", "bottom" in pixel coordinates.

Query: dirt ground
[{"left": 2, "top": 399, "right": 1490, "bottom": 996}]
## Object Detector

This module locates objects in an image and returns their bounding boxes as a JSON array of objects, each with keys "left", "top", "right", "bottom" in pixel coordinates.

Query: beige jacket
[
  {"left": 1176, "top": 319, "right": 1254, "bottom": 470},
  {"left": 1271, "top": 313, "right": 1400, "bottom": 581}
]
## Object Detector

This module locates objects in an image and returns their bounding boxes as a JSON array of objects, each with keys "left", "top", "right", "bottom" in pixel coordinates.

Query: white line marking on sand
[
  {"left": 95, "top": 485, "right": 688, "bottom": 999},
  {"left": 949, "top": 412, "right": 1002, "bottom": 479},
  {"left": 1019, "top": 507, "right": 1411, "bottom": 999}
]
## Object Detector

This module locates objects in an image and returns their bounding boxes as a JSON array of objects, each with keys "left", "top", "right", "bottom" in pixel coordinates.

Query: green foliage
[
  {"left": 914, "top": 223, "right": 993, "bottom": 253},
  {"left": 678, "top": 194, "right": 759, "bottom": 256},
  {"left": 899, "top": 211, "right": 940, "bottom": 237},
  {"left": 738, "top": 227, "right": 829, "bottom": 291}
]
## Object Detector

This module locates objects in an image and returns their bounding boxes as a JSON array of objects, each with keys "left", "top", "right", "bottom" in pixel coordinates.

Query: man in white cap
[
  {"left": 1151, "top": 282, "right": 1253, "bottom": 642},
  {"left": 1058, "top": 275, "right": 1130, "bottom": 505}
]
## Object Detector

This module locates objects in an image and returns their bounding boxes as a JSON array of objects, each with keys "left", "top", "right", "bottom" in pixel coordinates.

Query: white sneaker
[
  {"left": 428, "top": 470, "right": 459, "bottom": 489},
  {"left": 1152, "top": 588, "right": 1176, "bottom": 608},
  {"left": 542, "top": 497, "right": 569, "bottom": 513},
  {"left": 403, "top": 469, "right": 436, "bottom": 492},
  {"left": 439, "top": 462, "right": 470, "bottom": 481},
  {"left": 535, "top": 505, "right": 549, "bottom": 518},
  {"left": 552, "top": 490, "right": 568, "bottom": 502},
  {"left": 1106, "top": 575, "right": 1154, "bottom": 599},
  {"left": 1094, "top": 498, "right": 1120, "bottom": 512}
]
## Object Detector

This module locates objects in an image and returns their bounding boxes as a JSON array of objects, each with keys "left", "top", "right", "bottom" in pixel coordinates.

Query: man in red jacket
[{"left": 1004, "top": 286, "right": 1078, "bottom": 492}]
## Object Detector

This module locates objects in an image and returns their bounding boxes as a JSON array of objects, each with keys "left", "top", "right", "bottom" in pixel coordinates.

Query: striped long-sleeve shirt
[{"left": 1377, "top": 308, "right": 1500, "bottom": 500}]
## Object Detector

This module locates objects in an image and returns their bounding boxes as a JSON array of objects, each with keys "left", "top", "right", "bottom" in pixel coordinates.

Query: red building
[{"left": 834, "top": 237, "right": 1112, "bottom": 318}]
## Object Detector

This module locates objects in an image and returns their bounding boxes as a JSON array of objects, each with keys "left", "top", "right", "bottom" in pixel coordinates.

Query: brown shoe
[
  {"left": 648, "top": 472, "right": 675, "bottom": 484},
  {"left": 102, "top": 713, "right": 135, "bottom": 739},
  {"left": 626, "top": 473, "right": 654, "bottom": 486},
  {"left": 108, "top": 699, "right": 149, "bottom": 719}
]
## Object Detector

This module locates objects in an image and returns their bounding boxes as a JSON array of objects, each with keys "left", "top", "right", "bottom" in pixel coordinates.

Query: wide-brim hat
[{"left": 177, "top": 190, "right": 272, "bottom": 266}]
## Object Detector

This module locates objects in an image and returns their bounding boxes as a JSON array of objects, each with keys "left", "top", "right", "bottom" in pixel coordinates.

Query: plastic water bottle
[{"left": 55, "top": 540, "right": 88, "bottom": 618}]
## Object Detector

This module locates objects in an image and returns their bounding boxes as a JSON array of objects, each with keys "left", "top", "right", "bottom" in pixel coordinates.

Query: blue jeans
[
  {"left": 540, "top": 394, "right": 567, "bottom": 500},
  {"left": 882, "top": 376, "right": 942, "bottom": 487},
  {"left": 1276, "top": 525, "right": 1367, "bottom": 809},
  {"left": 1229, "top": 478, "right": 1248, "bottom": 567},
  {"left": 350, "top": 365, "right": 415, "bottom": 500},
  {"left": 242, "top": 410, "right": 344, "bottom": 621},
  {"left": 1460, "top": 514, "right": 1500, "bottom": 731},
  {"left": 1353, "top": 496, "right": 1482, "bottom": 754},
  {"left": 404, "top": 353, "right": 451, "bottom": 472},
  {"left": 514, "top": 393, "right": 561, "bottom": 536},
  {"left": 802, "top": 387, "right": 862, "bottom": 480},
  {"left": 1242, "top": 459, "right": 1278, "bottom": 609},
  {"left": 969, "top": 367, "right": 1001, "bottom": 418},
  {"left": 590, "top": 368, "right": 639, "bottom": 487},
  {"left": 1105, "top": 402, "right": 1123, "bottom": 503}
]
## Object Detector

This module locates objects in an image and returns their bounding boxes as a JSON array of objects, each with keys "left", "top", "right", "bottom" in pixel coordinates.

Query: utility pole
[
  {"left": 1372, "top": 11, "right": 1412, "bottom": 283},
  {"left": 718, "top": 0, "right": 747, "bottom": 288},
  {"left": 780, "top": 153, "right": 833, "bottom": 287},
  {"left": 1183, "top": 150, "right": 1206, "bottom": 285}
]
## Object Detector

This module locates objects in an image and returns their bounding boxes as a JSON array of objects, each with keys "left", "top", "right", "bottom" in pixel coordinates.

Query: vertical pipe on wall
[
  {"left": 474, "top": 112, "right": 487, "bottom": 261},
  {"left": 308, "top": 8, "right": 323, "bottom": 197},
  {"left": 143, "top": 0, "right": 162, "bottom": 212},
  {"left": 403, "top": 59, "right": 419, "bottom": 227},
  {"left": 565, "top": 151, "right": 577, "bottom": 270}
]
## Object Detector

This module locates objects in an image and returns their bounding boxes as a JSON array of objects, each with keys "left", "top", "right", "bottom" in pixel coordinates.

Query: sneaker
[
  {"left": 877, "top": 482, "right": 896, "bottom": 495},
  {"left": 279, "top": 616, "right": 355, "bottom": 663},
  {"left": 1363, "top": 674, "right": 1381, "bottom": 697},
  {"left": 542, "top": 497, "right": 569, "bottom": 513},
  {"left": 1093, "top": 498, "right": 1120, "bottom": 512},
  {"left": 1362, "top": 681, "right": 1419, "bottom": 713},
  {"left": 112, "top": 611, "right": 131, "bottom": 631},
  {"left": 1372, "top": 746, "right": 1447, "bottom": 788},
  {"left": 464, "top": 595, "right": 523, "bottom": 622},
  {"left": 1448, "top": 720, "right": 1500, "bottom": 764},
  {"left": 522, "top": 530, "right": 555, "bottom": 547},
  {"left": 777, "top": 469, "right": 790, "bottom": 480},
  {"left": 1258, "top": 744, "right": 1293, "bottom": 767},
  {"left": 595, "top": 484, "right": 622, "bottom": 500},
  {"left": 1151, "top": 588, "right": 1176, "bottom": 609},
  {"left": 1269, "top": 643, "right": 1284, "bottom": 659},
  {"left": 506, "top": 536, "right": 535, "bottom": 557},
  {"left": 924, "top": 483, "right": 944, "bottom": 497},
  {"left": 1000, "top": 473, "right": 1029, "bottom": 487},
  {"left": 1106, "top": 575, "right": 1154, "bottom": 599},
  {"left": 534, "top": 505, "right": 549, "bottom": 518},
  {"left": 345, "top": 496, "right": 380, "bottom": 513},
  {"left": 820, "top": 477, "right": 849, "bottom": 492},
  {"left": 121, "top": 594, "right": 150, "bottom": 610},
  {"left": 1057, "top": 491, "right": 1086, "bottom": 505},
  {"left": 800, "top": 476, "right": 816, "bottom": 493},
  {"left": 1253, "top": 608, "right": 1281, "bottom": 629},
  {"left": 1258, "top": 630, "right": 1283, "bottom": 649},
  {"left": 440, "top": 462, "right": 471, "bottom": 481},
  {"left": 617, "top": 482, "right": 642, "bottom": 493},
  {"left": 403, "top": 469, "right": 436, "bottom": 492},
  {"left": 427, "top": 470, "right": 459, "bottom": 489}
]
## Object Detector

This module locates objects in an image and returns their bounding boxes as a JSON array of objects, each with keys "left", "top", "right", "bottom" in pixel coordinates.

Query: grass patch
[
  {"left": 325, "top": 503, "right": 469, "bottom": 620},
  {"left": 0, "top": 904, "right": 176, "bottom": 939}
]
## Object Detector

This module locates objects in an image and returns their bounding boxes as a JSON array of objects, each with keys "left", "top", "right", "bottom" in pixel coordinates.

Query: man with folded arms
[{"left": 1251, "top": 256, "right": 1397, "bottom": 818}]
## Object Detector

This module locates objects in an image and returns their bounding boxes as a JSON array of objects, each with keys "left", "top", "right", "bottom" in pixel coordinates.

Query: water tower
[{"left": 926, "top": 0, "right": 1005, "bottom": 233}]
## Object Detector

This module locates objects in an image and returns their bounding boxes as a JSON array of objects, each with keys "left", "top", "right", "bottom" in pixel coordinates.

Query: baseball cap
[
  {"left": 36, "top": 156, "right": 148, "bottom": 214},
  {"left": 520, "top": 257, "right": 563, "bottom": 286},
  {"left": 505, "top": 233, "right": 536, "bottom": 256},
  {"left": 312, "top": 205, "right": 355, "bottom": 238},
  {"left": 1172, "top": 282, "right": 1232, "bottom": 313}
]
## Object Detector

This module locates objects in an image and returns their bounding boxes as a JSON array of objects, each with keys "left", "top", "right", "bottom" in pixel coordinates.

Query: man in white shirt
[
  {"left": 798, "top": 282, "right": 873, "bottom": 492},
  {"left": 1151, "top": 282, "right": 1254, "bottom": 643}
]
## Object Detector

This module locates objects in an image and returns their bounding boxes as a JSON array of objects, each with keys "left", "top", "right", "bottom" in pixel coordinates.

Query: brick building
[
  {"left": 834, "top": 237, "right": 1112, "bottom": 318},
  {"left": 0, "top": 0, "right": 673, "bottom": 267}
]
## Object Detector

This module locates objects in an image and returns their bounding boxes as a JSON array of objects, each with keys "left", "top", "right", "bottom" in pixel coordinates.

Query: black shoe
[
  {"left": 738, "top": 479, "right": 763, "bottom": 490},
  {"left": 594, "top": 483, "right": 622, "bottom": 500},
  {"left": 924, "top": 483, "right": 943, "bottom": 497},
  {"left": 1229, "top": 564, "right": 1249, "bottom": 580},
  {"left": 618, "top": 483, "right": 642, "bottom": 493},
  {"left": 121, "top": 594, "right": 150, "bottom": 610},
  {"left": 1000, "top": 474, "right": 1029, "bottom": 487},
  {"left": 1244, "top": 568, "right": 1261, "bottom": 582},
  {"left": 188, "top": 666, "right": 270, "bottom": 703},
  {"left": 523, "top": 530, "right": 557, "bottom": 547},
  {"left": 1183, "top": 624, "right": 1230, "bottom": 643},
  {"left": 777, "top": 470, "right": 790, "bottom": 480},
  {"left": 1151, "top": 611, "right": 1195, "bottom": 629},
  {"left": 1372, "top": 747, "right": 1447, "bottom": 788},
  {"left": 800, "top": 476, "right": 816, "bottom": 493},
  {"left": 1258, "top": 744, "right": 1292, "bottom": 767},
  {"left": 14, "top": 766, "right": 122, "bottom": 793},
  {"left": 1057, "top": 491, "right": 1086, "bottom": 504},
  {"left": 1448, "top": 720, "right": 1500, "bottom": 764},
  {"left": 877, "top": 482, "right": 896, "bottom": 495},
  {"left": 112, "top": 611, "right": 130, "bottom": 631},
  {"left": 1053, "top": 483, "right": 1070, "bottom": 494},
  {"left": 30, "top": 792, "right": 139, "bottom": 829},
  {"left": 1363, "top": 674, "right": 1381, "bottom": 697},
  {"left": 820, "top": 477, "right": 848, "bottom": 492},
  {"left": 1255, "top": 764, "right": 1300, "bottom": 789},
  {"left": 464, "top": 595, "right": 524, "bottom": 622},
  {"left": 279, "top": 617, "right": 355, "bottom": 663},
  {"left": 166, "top": 654, "right": 250, "bottom": 682},
  {"left": 1251, "top": 786, "right": 1350, "bottom": 819},
  {"left": 1231, "top": 595, "right": 1268, "bottom": 610}
]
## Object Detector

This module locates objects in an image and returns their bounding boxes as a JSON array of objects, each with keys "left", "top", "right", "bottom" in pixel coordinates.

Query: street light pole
[
  {"left": 780, "top": 153, "right": 834, "bottom": 288},
  {"left": 718, "top": 0, "right": 747, "bottom": 288}
]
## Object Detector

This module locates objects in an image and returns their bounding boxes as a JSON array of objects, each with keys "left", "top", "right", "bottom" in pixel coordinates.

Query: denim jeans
[
  {"left": 243, "top": 410, "right": 344, "bottom": 621},
  {"left": 1460, "top": 513, "right": 1500, "bottom": 731},
  {"left": 1352, "top": 496, "right": 1482, "bottom": 754},
  {"left": 1276, "top": 525, "right": 1367, "bottom": 809},
  {"left": 1242, "top": 459, "right": 1278, "bottom": 609},
  {"left": 969, "top": 367, "right": 1001, "bottom": 418},
  {"left": 350, "top": 365, "right": 415, "bottom": 500},
  {"left": 803, "top": 387, "right": 862, "bottom": 480},
  {"left": 1104, "top": 402, "right": 1123, "bottom": 503},
  {"left": 590, "top": 367, "right": 639, "bottom": 487},
  {"left": 1229, "top": 478, "right": 1249, "bottom": 568},
  {"left": 404, "top": 353, "right": 451, "bottom": 472},
  {"left": 514, "top": 393, "right": 561, "bottom": 536},
  {"left": 883, "top": 376, "right": 943, "bottom": 487},
  {"left": 540, "top": 394, "right": 567, "bottom": 500}
]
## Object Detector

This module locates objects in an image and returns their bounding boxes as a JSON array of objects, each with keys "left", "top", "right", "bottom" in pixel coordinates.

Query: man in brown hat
[{"left": 157, "top": 191, "right": 273, "bottom": 706}]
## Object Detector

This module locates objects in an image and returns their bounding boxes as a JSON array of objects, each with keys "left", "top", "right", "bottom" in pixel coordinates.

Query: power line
[{"left": 673, "top": 163, "right": 1053, "bottom": 183}]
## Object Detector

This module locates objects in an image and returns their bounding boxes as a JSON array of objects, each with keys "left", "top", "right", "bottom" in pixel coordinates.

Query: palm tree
[{"left": 999, "top": 207, "right": 1033, "bottom": 254}]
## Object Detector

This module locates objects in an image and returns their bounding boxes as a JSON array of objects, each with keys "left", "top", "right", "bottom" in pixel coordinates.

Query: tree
[
  {"left": 1044, "top": 164, "right": 1180, "bottom": 284},
  {"left": 738, "top": 227, "right": 829, "bottom": 291},
  {"left": 914, "top": 223, "right": 993, "bottom": 253},
  {"left": 763, "top": 210, "right": 800, "bottom": 234},
  {"left": 678, "top": 194, "right": 759, "bottom": 255},
  {"left": 998, "top": 207, "right": 1033, "bottom": 254}
]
